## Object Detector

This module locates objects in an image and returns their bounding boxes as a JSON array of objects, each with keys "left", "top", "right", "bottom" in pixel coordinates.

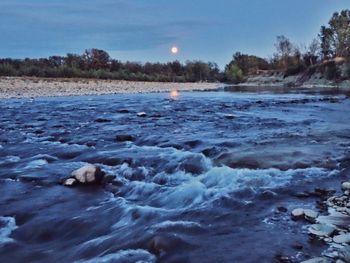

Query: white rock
[
  {"left": 342, "top": 182, "right": 350, "bottom": 191},
  {"left": 333, "top": 233, "right": 350, "bottom": 244},
  {"left": 308, "top": 224, "right": 335, "bottom": 237},
  {"left": 304, "top": 209, "right": 319, "bottom": 221},
  {"left": 291, "top": 208, "right": 304, "bottom": 219},
  {"left": 137, "top": 112, "right": 147, "bottom": 117},
  {"left": 72, "top": 164, "right": 104, "bottom": 184},
  {"left": 64, "top": 178, "right": 77, "bottom": 186}
]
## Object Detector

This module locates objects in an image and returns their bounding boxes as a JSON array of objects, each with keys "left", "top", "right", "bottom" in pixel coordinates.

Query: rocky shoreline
[
  {"left": 286, "top": 182, "right": 350, "bottom": 263},
  {"left": 0, "top": 76, "right": 222, "bottom": 99}
]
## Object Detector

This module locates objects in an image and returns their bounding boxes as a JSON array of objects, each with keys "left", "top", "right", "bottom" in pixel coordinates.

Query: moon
[{"left": 171, "top": 46, "right": 178, "bottom": 54}]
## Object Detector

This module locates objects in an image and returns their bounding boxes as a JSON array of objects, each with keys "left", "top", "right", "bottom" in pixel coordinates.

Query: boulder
[
  {"left": 137, "top": 112, "right": 147, "bottom": 117},
  {"left": 72, "top": 164, "right": 105, "bottom": 184}
]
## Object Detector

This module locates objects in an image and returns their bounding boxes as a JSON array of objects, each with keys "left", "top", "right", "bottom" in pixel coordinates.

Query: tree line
[
  {"left": 225, "top": 9, "right": 350, "bottom": 83},
  {"left": 0, "top": 9, "right": 349, "bottom": 83},
  {"left": 0, "top": 49, "right": 222, "bottom": 82}
]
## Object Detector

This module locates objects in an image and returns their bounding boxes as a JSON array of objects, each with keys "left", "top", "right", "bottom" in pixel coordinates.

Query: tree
[
  {"left": 319, "top": 10, "right": 350, "bottom": 59},
  {"left": 83, "top": 48, "right": 110, "bottom": 70},
  {"left": 225, "top": 64, "right": 244, "bottom": 83}
]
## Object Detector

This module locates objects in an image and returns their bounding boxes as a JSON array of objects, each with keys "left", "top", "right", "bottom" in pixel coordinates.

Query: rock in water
[
  {"left": 333, "top": 233, "right": 350, "bottom": 244},
  {"left": 341, "top": 182, "right": 350, "bottom": 191},
  {"left": 64, "top": 178, "right": 77, "bottom": 187},
  {"left": 72, "top": 164, "right": 105, "bottom": 184},
  {"left": 115, "top": 134, "right": 135, "bottom": 142},
  {"left": 304, "top": 209, "right": 319, "bottom": 222},
  {"left": 291, "top": 208, "right": 304, "bottom": 220},
  {"left": 308, "top": 224, "right": 335, "bottom": 237},
  {"left": 137, "top": 112, "right": 147, "bottom": 117}
]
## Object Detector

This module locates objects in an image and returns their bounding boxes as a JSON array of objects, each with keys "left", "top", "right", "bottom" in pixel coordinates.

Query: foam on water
[
  {"left": 76, "top": 249, "right": 156, "bottom": 263},
  {"left": 0, "top": 216, "right": 17, "bottom": 246}
]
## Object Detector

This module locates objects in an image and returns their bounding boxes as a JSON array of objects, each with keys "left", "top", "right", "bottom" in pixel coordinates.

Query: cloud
[{"left": 0, "top": 0, "right": 206, "bottom": 57}]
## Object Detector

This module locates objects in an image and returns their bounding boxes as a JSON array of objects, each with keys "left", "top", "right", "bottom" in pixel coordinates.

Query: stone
[
  {"left": 291, "top": 208, "right": 304, "bottom": 219},
  {"left": 304, "top": 209, "right": 319, "bottom": 222},
  {"left": 308, "top": 224, "right": 335, "bottom": 237},
  {"left": 137, "top": 112, "right": 147, "bottom": 117},
  {"left": 333, "top": 233, "right": 350, "bottom": 244},
  {"left": 224, "top": 114, "right": 235, "bottom": 119},
  {"left": 115, "top": 134, "right": 135, "bottom": 142},
  {"left": 342, "top": 182, "right": 350, "bottom": 191},
  {"left": 72, "top": 164, "right": 105, "bottom": 184},
  {"left": 301, "top": 257, "right": 329, "bottom": 263},
  {"left": 63, "top": 178, "right": 77, "bottom": 187},
  {"left": 277, "top": 206, "right": 288, "bottom": 213}
]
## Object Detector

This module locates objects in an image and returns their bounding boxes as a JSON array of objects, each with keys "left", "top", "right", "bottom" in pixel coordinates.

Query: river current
[{"left": 0, "top": 90, "right": 350, "bottom": 262}]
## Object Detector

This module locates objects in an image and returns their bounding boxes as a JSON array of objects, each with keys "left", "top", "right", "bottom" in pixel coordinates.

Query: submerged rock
[
  {"left": 115, "top": 134, "right": 135, "bottom": 142},
  {"left": 71, "top": 164, "right": 105, "bottom": 184}
]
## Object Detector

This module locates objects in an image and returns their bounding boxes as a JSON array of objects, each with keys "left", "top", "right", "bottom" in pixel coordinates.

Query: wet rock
[
  {"left": 72, "top": 164, "right": 105, "bottom": 184},
  {"left": 291, "top": 208, "right": 305, "bottom": 220},
  {"left": 304, "top": 209, "right": 319, "bottom": 222},
  {"left": 308, "top": 224, "right": 335, "bottom": 237},
  {"left": 63, "top": 178, "right": 77, "bottom": 187},
  {"left": 115, "top": 134, "right": 135, "bottom": 142},
  {"left": 291, "top": 243, "right": 303, "bottom": 250},
  {"left": 277, "top": 206, "right": 288, "bottom": 213},
  {"left": 224, "top": 114, "right": 235, "bottom": 119},
  {"left": 95, "top": 118, "right": 111, "bottom": 123},
  {"left": 137, "top": 112, "right": 147, "bottom": 117},
  {"left": 342, "top": 182, "right": 350, "bottom": 191},
  {"left": 333, "top": 233, "right": 350, "bottom": 244},
  {"left": 301, "top": 257, "right": 330, "bottom": 263}
]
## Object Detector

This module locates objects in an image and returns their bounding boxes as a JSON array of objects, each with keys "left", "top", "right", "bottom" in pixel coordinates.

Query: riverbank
[
  {"left": 0, "top": 77, "right": 222, "bottom": 99},
  {"left": 235, "top": 73, "right": 350, "bottom": 90}
]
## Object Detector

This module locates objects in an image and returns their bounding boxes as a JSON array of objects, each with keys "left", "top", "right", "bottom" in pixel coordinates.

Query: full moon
[{"left": 171, "top": 46, "right": 178, "bottom": 54}]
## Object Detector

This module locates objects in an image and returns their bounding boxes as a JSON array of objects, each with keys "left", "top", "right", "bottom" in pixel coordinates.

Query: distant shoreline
[{"left": 0, "top": 77, "right": 223, "bottom": 99}]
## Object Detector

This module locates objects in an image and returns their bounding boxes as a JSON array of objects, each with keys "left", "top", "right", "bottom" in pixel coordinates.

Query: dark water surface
[{"left": 0, "top": 90, "right": 350, "bottom": 262}]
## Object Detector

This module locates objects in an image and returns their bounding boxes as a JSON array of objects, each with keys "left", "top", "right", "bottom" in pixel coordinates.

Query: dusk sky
[{"left": 1, "top": 0, "right": 349, "bottom": 68}]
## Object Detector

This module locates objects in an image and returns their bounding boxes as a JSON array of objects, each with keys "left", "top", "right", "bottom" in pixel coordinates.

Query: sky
[{"left": 0, "top": 0, "right": 349, "bottom": 68}]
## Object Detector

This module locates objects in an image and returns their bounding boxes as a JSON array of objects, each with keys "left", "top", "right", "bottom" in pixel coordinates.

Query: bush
[
  {"left": 0, "top": 63, "right": 17, "bottom": 76},
  {"left": 225, "top": 64, "right": 244, "bottom": 83}
]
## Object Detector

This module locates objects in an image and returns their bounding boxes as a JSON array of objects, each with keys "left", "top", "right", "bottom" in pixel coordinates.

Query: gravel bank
[{"left": 0, "top": 77, "right": 223, "bottom": 99}]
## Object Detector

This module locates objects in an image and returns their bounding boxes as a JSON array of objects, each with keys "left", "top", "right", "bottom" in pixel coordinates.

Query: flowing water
[{"left": 0, "top": 90, "right": 350, "bottom": 262}]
